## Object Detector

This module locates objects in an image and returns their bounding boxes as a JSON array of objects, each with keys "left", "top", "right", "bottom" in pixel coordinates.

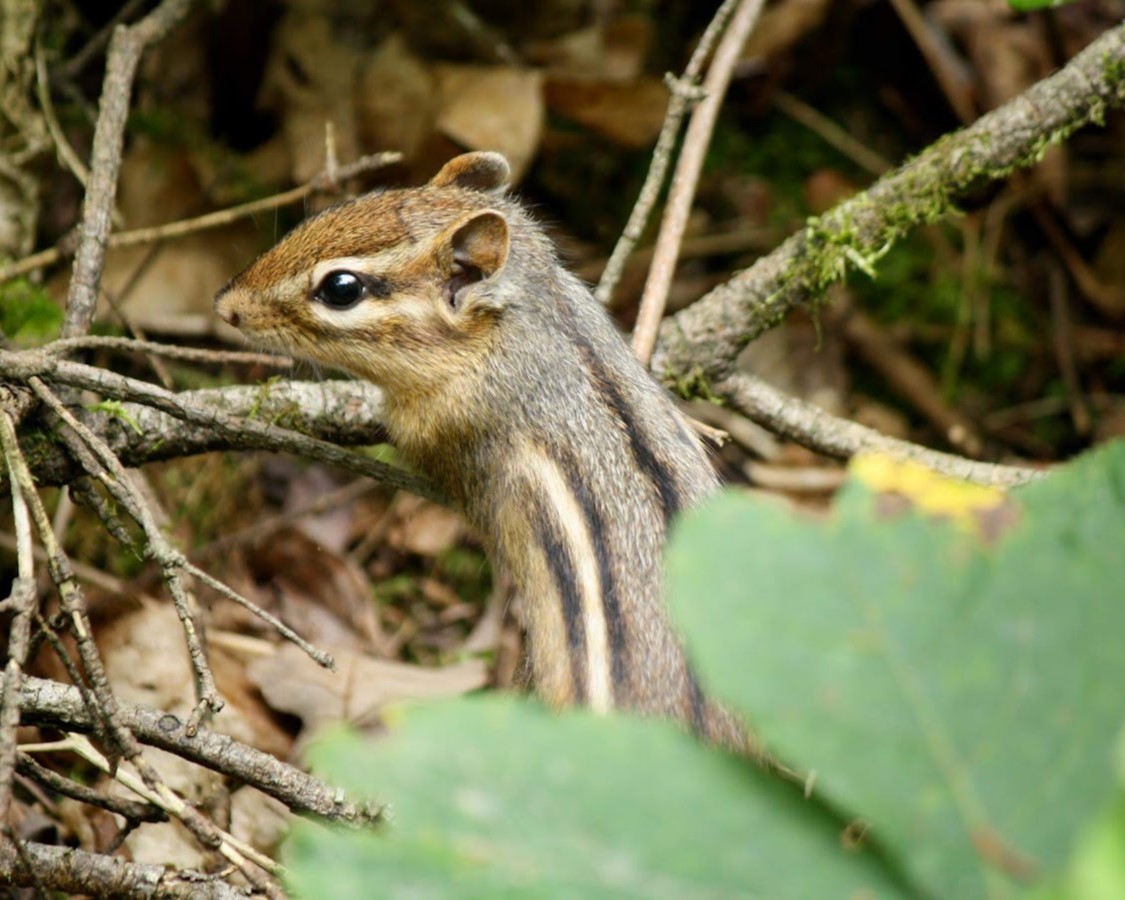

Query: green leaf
[
  {"left": 1060, "top": 800, "right": 1125, "bottom": 900},
  {"left": 287, "top": 700, "right": 909, "bottom": 899},
  {"left": 668, "top": 442, "right": 1125, "bottom": 898}
]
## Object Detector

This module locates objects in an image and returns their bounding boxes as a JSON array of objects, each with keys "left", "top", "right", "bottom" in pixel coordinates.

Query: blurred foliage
[{"left": 287, "top": 441, "right": 1125, "bottom": 898}]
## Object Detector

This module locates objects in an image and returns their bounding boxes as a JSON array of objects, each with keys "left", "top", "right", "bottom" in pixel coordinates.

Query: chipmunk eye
[{"left": 315, "top": 271, "right": 365, "bottom": 309}]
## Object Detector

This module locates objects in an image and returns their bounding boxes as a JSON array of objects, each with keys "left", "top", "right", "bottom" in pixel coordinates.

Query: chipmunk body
[{"left": 215, "top": 153, "right": 745, "bottom": 748}]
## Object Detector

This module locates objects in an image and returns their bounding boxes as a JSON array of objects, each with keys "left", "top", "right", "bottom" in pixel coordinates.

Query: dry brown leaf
[
  {"left": 247, "top": 644, "right": 488, "bottom": 733},
  {"left": 47, "top": 141, "right": 256, "bottom": 330},
  {"left": 96, "top": 600, "right": 293, "bottom": 865},
  {"left": 741, "top": 0, "right": 833, "bottom": 63},
  {"left": 261, "top": 10, "right": 362, "bottom": 183},
  {"left": 544, "top": 76, "right": 669, "bottom": 149},
  {"left": 98, "top": 599, "right": 290, "bottom": 755},
  {"left": 246, "top": 526, "right": 384, "bottom": 652},
  {"left": 386, "top": 494, "right": 465, "bottom": 557},
  {"left": 527, "top": 14, "right": 651, "bottom": 82},
  {"left": 356, "top": 33, "right": 440, "bottom": 162},
  {"left": 434, "top": 64, "right": 544, "bottom": 182}
]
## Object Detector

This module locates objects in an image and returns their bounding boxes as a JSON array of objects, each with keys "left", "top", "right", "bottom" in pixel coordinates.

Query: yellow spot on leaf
[{"left": 850, "top": 454, "right": 1006, "bottom": 523}]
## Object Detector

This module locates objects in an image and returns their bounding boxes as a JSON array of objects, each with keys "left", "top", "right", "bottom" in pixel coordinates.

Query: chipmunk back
[{"left": 215, "top": 152, "right": 747, "bottom": 749}]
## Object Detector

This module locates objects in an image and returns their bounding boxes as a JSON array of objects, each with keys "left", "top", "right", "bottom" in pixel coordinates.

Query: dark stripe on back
[
  {"left": 559, "top": 459, "right": 628, "bottom": 702},
  {"left": 532, "top": 496, "right": 588, "bottom": 703},
  {"left": 567, "top": 332, "right": 684, "bottom": 522}
]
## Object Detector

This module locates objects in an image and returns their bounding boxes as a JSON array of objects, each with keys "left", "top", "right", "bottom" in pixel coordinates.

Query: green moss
[
  {"left": 669, "top": 366, "right": 720, "bottom": 402},
  {"left": 434, "top": 546, "right": 491, "bottom": 605},
  {"left": 0, "top": 279, "right": 62, "bottom": 342}
]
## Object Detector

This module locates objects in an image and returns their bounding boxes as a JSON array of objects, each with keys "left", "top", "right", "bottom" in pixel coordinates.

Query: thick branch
[
  {"left": 0, "top": 347, "right": 440, "bottom": 500},
  {"left": 651, "top": 22, "right": 1125, "bottom": 383},
  {"left": 15, "top": 379, "right": 385, "bottom": 486}
]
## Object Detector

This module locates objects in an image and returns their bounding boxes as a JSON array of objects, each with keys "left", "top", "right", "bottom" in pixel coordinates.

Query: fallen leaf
[
  {"left": 545, "top": 76, "right": 669, "bottom": 149},
  {"left": 355, "top": 33, "right": 440, "bottom": 162},
  {"left": 247, "top": 643, "right": 489, "bottom": 733},
  {"left": 434, "top": 64, "right": 544, "bottom": 182}
]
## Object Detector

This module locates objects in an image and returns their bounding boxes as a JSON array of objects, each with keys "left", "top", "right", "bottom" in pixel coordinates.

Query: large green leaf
[
  {"left": 668, "top": 442, "right": 1125, "bottom": 897},
  {"left": 286, "top": 699, "right": 909, "bottom": 899}
]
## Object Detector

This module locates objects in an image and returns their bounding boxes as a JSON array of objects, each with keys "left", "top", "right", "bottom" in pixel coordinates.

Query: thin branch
[
  {"left": 62, "top": 0, "right": 196, "bottom": 338},
  {"left": 30, "top": 378, "right": 225, "bottom": 728},
  {"left": 773, "top": 90, "right": 892, "bottom": 176},
  {"left": 631, "top": 0, "right": 767, "bottom": 364},
  {"left": 57, "top": 0, "right": 150, "bottom": 81},
  {"left": 46, "top": 336, "right": 293, "bottom": 367},
  {"left": 64, "top": 733, "right": 281, "bottom": 878},
  {"left": 35, "top": 42, "right": 94, "bottom": 192},
  {"left": 594, "top": 0, "right": 740, "bottom": 305},
  {"left": 0, "top": 415, "right": 37, "bottom": 825},
  {"left": 1, "top": 151, "right": 402, "bottom": 284},
  {"left": 651, "top": 22, "right": 1125, "bottom": 384},
  {"left": 839, "top": 307, "right": 986, "bottom": 457},
  {"left": 17, "top": 753, "right": 167, "bottom": 824},
  {"left": 716, "top": 372, "right": 1043, "bottom": 489},
  {"left": 33, "top": 379, "right": 333, "bottom": 699},
  {"left": 0, "top": 411, "right": 278, "bottom": 893},
  {"left": 0, "top": 837, "right": 252, "bottom": 899},
  {"left": 18, "top": 675, "right": 381, "bottom": 825}
]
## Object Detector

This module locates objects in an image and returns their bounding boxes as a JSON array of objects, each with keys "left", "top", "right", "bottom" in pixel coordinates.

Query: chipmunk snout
[{"left": 213, "top": 288, "right": 241, "bottom": 328}]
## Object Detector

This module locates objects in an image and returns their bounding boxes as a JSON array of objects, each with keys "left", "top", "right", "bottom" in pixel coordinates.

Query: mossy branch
[{"left": 651, "top": 21, "right": 1125, "bottom": 384}]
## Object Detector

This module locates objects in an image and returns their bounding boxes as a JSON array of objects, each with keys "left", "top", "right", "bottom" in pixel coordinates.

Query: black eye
[{"left": 315, "top": 271, "right": 365, "bottom": 309}]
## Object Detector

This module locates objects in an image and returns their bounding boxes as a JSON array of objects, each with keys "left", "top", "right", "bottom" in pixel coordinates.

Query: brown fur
[{"left": 215, "top": 153, "right": 751, "bottom": 751}]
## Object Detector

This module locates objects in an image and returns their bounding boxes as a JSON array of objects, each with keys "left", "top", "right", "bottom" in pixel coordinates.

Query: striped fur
[{"left": 214, "top": 152, "right": 750, "bottom": 751}]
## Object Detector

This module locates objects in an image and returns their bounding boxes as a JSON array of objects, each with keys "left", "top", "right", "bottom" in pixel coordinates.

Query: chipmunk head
[{"left": 214, "top": 152, "right": 513, "bottom": 396}]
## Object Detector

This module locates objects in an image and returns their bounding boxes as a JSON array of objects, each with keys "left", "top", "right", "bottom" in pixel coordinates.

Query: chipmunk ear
[
  {"left": 443, "top": 210, "right": 510, "bottom": 311},
  {"left": 429, "top": 152, "right": 511, "bottom": 194}
]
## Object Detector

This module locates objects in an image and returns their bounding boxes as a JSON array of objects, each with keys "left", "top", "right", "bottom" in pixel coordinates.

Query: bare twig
[
  {"left": 63, "top": 0, "right": 197, "bottom": 338},
  {"left": 0, "top": 836, "right": 252, "bottom": 899},
  {"left": 631, "top": 0, "right": 767, "bottom": 364},
  {"left": 63, "top": 733, "right": 281, "bottom": 878},
  {"left": 57, "top": 0, "right": 150, "bottom": 81},
  {"left": 0, "top": 408, "right": 279, "bottom": 893},
  {"left": 46, "top": 335, "right": 293, "bottom": 368},
  {"left": 716, "top": 372, "right": 1043, "bottom": 488},
  {"left": 30, "top": 378, "right": 225, "bottom": 728},
  {"left": 888, "top": 0, "right": 976, "bottom": 123},
  {"left": 839, "top": 307, "right": 986, "bottom": 457},
  {"left": 1048, "top": 264, "right": 1091, "bottom": 435},
  {"left": 651, "top": 23, "right": 1125, "bottom": 384},
  {"left": 17, "top": 753, "right": 167, "bottom": 824},
  {"left": 773, "top": 90, "right": 892, "bottom": 176},
  {"left": 595, "top": 0, "right": 740, "bottom": 305},
  {"left": 1, "top": 151, "right": 402, "bottom": 283},
  {"left": 32, "top": 378, "right": 333, "bottom": 683},
  {"left": 35, "top": 43, "right": 94, "bottom": 192},
  {"left": 18, "top": 675, "right": 380, "bottom": 825},
  {"left": 0, "top": 415, "right": 37, "bottom": 825}
]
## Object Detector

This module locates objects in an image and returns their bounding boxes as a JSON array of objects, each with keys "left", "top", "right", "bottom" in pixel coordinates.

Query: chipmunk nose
[{"left": 213, "top": 290, "right": 241, "bottom": 328}]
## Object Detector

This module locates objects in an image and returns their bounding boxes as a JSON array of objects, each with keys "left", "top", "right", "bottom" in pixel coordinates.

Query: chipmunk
[{"left": 214, "top": 152, "right": 748, "bottom": 750}]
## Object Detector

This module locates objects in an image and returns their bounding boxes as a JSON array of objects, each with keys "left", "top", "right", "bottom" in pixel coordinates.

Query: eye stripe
[{"left": 364, "top": 274, "right": 392, "bottom": 298}]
